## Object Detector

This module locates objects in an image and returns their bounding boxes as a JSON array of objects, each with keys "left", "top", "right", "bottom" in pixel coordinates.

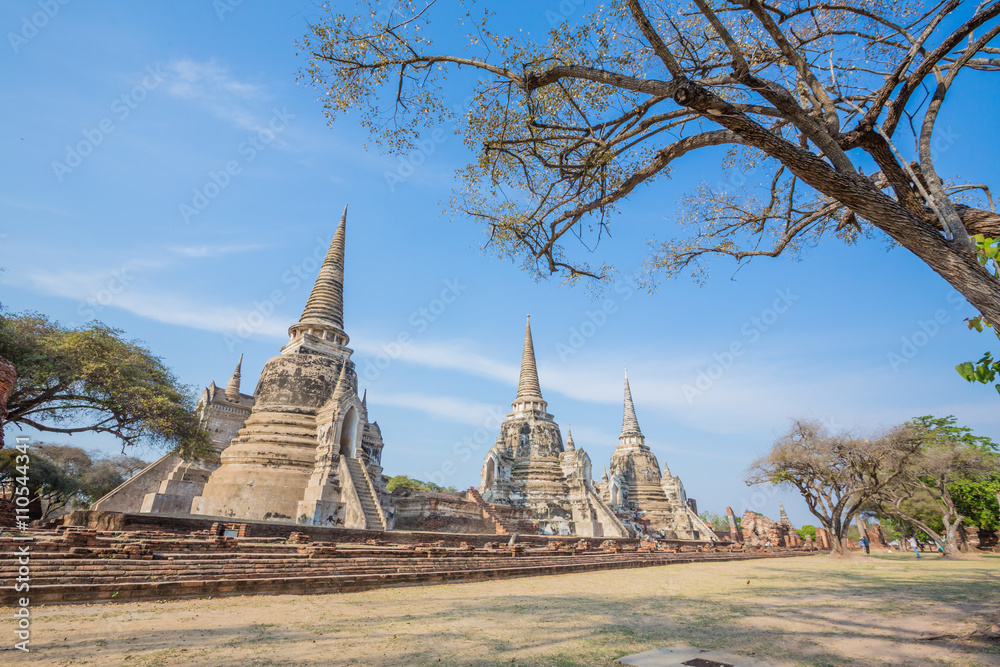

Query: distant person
[
  {"left": 909, "top": 536, "right": 921, "bottom": 558},
  {"left": 860, "top": 536, "right": 870, "bottom": 555}
]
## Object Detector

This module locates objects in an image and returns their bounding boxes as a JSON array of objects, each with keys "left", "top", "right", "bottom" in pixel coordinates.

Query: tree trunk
[
  {"left": 827, "top": 528, "right": 852, "bottom": 557},
  {"left": 958, "top": 524, "right": 973, "bottom": 553},
  {"left": 676, "top": 86, "right": 1000, "bottom": 327},
  {"left": 942, "top": 520, "right": 964, "bottom": 558},
  {"left": 832, "top": 535, "right": 853, "bottom": 556},
  {"left": 843, "top": 194, "right": 1000, "bottom": 327}
]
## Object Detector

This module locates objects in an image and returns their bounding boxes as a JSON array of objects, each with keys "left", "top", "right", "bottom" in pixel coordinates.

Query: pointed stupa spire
[
  {"left": 565, "top": 425, "right": 575, "bottom": 451},
  {"left": 510, "top": 315, "right": 548, "bottom": 415},
  {"left": 285, "top": 206, "right": 350, "bottom": 353},
  {"left": 601, "top": 465, "right": 609, "bottom": 483},
  {"left": 300, "top": 205, "right": 346, "bottom": 329},
  {"left": 361, "top": 389, "right": 367, "bottom": 409},
  {"left": 225, "top": 354, "right": 243, "bottom": 402},
  {"left": 621, "top": 369, "right": 642, "bottom": 437},
  {"left": 516, "top": 315, "right": 543, "bottom": 399}
]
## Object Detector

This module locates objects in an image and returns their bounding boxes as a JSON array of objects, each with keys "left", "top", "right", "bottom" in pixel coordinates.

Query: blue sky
[{"left": 2, "top": 1, "right": 998, "bottom": 527}]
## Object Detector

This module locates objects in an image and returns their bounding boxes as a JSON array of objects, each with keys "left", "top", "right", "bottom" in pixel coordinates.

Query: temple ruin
[
  {"left": 479, "top": 317, "right": 627, "bottom": 537},
  {"left": 95, "top": 207, "right": 392, "bottom": 529},
  {"left": 598, "top": 371, "right": 716, "bottom": 540}
]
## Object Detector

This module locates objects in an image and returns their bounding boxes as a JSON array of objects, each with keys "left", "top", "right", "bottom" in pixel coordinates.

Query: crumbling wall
[
  {"left": 393, "top": 491, "right": 497, "bottom": 534},
  {"left": 740, "top": 510, "right": 794, "bottom": 547}
]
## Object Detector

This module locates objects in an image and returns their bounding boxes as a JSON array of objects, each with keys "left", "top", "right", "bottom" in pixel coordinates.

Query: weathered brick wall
[
  {"left": 393, "top": 492, "right": 497, "bottom": 533},
  {"left": 58, "top": 510, "right": 659, "bottom": 548}
]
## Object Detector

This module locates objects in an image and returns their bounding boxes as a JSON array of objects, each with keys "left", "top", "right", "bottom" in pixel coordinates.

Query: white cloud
[
  {"left": 165, "top": 59, "right": 264, "bottom": 100},
  {"left": 372, "top": 392, "right": 504, "bottom": 427},
  {"left": 168, "top": 243, "right": 268, "bottom": 258},
  {"left": 14, "top": 258, "right": 995, "bottom": 449},
  {"left": 20, "top": 267, "right": 289, "bottom": 339},
  {"left": 351, "top": 337, "right": 518, "bottom": 384},
  {"left": 162, "top": 59, "right": 272, "bottom": 133},
  {"left": 0, "top": 195, "right": 74, "bottom": 218}
]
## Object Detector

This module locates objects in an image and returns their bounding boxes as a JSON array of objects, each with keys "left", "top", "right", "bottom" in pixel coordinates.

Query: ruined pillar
[
  {"left": 815, "top": 527, "right": 830, "bottom": 550},
  {"left": 871, "top": 522, "right": 888, "bottom": 547},
  {"left": 856, "top": 516, "right": 869, "bottom": 543},
  {"left": 726, "top": 506, "right": 741, "bottom": 542}
]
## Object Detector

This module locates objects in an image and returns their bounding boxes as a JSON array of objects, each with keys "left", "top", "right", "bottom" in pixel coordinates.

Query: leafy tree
[
  {"left": 0, "top": 312, "right": 212, "bottom": 460},
  {"left": 873, "top": 416, "right": 1000, "bottom": 556},
  {"left": 700, "top": 510, "right": 740, "bottom": 536},
  {"left": 34, "top": 443, "right": 147, "bottom": 505},
  {"left": 950, "top": 473, "right": 1000, "bottom": 532},
  {"left": 386, "top": 474, "right": 457, "bottom": 493},
  {"left": 0, "top": 443, "right": 149, "bottom": 522},
  {"left": 699, "top": 510, "right": 723, "bottom": 529},
  {"left": 299, "top": 0, "right": 1000, "bottom": 326},
  {"left": 956, "top": 234, "right": 1000, "bottom": 395},
  {"left": 746, "top": 419, "right": 921, "bottom": 556},
  {"left": 0, "top": 447, "right": 78, "bottom": 522},
  {"left": 797, "top": 524, "right": 816, "bottom": 541},
  {"left": 877, "top": 518, "right": 904, "bottom": 545}
]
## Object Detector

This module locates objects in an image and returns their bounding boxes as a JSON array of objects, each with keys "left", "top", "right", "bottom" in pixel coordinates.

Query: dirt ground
[{"left": 7, "top": 552, "right": 1000, "bottom": 666}]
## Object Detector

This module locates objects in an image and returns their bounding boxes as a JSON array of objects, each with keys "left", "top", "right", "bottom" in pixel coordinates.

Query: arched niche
[
  {"left": 484, "top": 456, "right": 497, "bottom": 489},
  {"left": 340, "top": 406, "right": 360, "bottom": 458}
]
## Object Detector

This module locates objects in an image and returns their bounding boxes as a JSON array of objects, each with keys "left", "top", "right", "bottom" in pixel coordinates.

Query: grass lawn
[{"left": 12, "top": 552, "right": 1000, "bottom": 666}]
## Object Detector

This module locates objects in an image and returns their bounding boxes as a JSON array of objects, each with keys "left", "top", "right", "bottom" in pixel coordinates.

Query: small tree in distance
[
  {"left": 385, "top": 475, "right": 457, "bottom": 494},
  {"left": 746, "top": 419, "right": 921, "bottom": 556}
]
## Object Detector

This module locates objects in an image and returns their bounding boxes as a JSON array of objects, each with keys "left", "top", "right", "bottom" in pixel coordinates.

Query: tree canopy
[
  {"left": 299, "top": 0, "right": 1000, "bottom": 326},
  {"left": 872, "top": 415, "right": 999, "bottom": 555},
  {"left": 0, "top": 312, "right": 212, "bottom": 460},
  {"left": 0, "top": 443, "right": 147, "bottom": 522},
  {"left": 746, "top": 418, "right": 922, "bottom": 555},
  {"left": 386, "top": 474, "right": 457, "bottom": 493}
]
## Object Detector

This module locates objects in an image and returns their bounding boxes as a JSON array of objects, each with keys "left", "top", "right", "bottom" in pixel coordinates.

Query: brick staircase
[
  {"left": 0, "top": 528, "right": 813, "bottom": 605},
  {"left": 342, "top": 456, "right": 385, "bottom": 529},
  {"left": 466, "top": 488, "right": 511, "bottom": 534}
]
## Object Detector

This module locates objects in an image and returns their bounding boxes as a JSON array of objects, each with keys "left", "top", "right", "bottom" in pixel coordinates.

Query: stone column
[
  {"left": 726, "top": 506, "right": 741, "bottom": 542},
  {"left": 815, "top": 527, "right": 830, "bottom": 550}
]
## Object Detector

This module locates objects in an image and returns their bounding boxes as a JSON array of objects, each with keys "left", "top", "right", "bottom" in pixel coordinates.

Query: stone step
[
  {"left": 0, "top": 550, "right": 809, "bottom": 605},
  {"left": 1, "top": 554, "right": 750, "bottom": 587}
]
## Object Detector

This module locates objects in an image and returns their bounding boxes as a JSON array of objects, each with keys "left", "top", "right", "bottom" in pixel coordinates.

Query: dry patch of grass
[{"left": 13, "top": 553, "right": 1000, "bottom": 666}]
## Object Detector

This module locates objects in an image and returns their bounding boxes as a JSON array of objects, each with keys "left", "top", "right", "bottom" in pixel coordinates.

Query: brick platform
[{"left": 0, "top": 527, "right": 815, "bottom": 605}]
